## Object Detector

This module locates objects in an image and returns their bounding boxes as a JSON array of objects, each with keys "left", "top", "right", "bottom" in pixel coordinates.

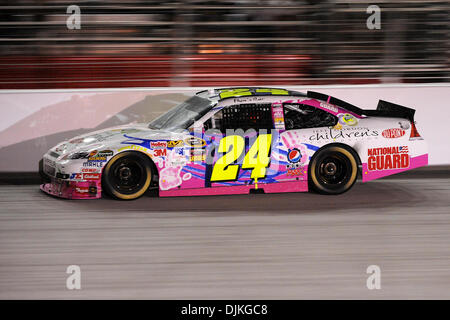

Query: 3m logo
[
  {"left": 154, "top": 149, "right": 167, "bottom": 157},
  {"left": 368, "top": 146, "right": 409, "bottom": 171}
]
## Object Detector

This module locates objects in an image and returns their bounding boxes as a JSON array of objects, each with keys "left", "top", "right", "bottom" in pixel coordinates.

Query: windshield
[{"left": 148, "top": 96, "right": 213, "bottom": 130}]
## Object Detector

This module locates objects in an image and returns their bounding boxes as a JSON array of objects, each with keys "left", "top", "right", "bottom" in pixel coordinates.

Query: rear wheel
[
  {"left": 102, "top": 151, "right": 152, "bottom": 200},
  {"left": 308, "top": 145, "right": 358, "bottom": 195}
]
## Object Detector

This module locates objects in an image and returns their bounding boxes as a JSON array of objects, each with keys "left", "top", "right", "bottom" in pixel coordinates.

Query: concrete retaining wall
[{"left": 0, "top": 84, "right": 448, "bottom": 172}]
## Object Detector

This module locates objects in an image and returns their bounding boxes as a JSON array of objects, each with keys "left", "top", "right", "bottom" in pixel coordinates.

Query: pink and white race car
[{"left": 39, "top": 87, "right": 427, "bottom": 200}]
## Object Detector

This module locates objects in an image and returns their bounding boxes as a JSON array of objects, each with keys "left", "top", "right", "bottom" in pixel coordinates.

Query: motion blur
[{"left": 0, "top": 0, "right": 448, "bottom": 88}]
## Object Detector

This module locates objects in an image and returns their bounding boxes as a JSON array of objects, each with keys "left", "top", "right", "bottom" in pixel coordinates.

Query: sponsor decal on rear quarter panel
[
  {"left": 367, "top": 146, "right": 409, "bottom": 171},
  {"left": 382, "top": 128, "right": 406, "bottom": 139}
]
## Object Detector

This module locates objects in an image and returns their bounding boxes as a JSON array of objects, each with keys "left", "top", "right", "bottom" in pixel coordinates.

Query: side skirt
[{"left": 159, "top": 181, "right": 308, "bottom": 197}]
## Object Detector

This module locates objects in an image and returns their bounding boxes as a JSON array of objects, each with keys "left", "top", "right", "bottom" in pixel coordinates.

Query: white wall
[{"left": 0, "top": 84, "right": 448, "bottom": 172}]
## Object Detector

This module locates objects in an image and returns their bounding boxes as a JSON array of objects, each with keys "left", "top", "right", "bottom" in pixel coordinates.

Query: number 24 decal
[{"left": 210, "top": 134, "right": 272, "bottom": 182}]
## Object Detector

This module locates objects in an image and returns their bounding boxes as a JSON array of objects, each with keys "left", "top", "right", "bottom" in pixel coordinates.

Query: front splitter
[{"left": 40, "top": 179, "right": 102, "bottom": 199}]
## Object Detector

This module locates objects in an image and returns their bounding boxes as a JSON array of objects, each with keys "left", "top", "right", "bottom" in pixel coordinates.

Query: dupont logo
[
  {"left": 382, "top": 128, "right": 406, "bottom": 139},
  {"left": 83, "top": 173, "right": 100, "bottom": 180},
  {"left": 150, "top": 141, "right": 167, "bottom": 149}
]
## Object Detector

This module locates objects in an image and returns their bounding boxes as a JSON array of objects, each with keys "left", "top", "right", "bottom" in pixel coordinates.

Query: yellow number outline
[
  {"left": 242, "top": 134, "right": 272, "bottom": 179},
  {"left": 210, "top": 134, "right": 272, "bottom": 182},
  {"left": 210, "top": 135, "right": 245, "bottom": 182}
]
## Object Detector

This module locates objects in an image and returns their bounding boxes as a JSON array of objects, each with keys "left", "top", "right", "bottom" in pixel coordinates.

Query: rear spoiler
[{"left": 307, "top": 91, "right": 415, "bottom": 122}]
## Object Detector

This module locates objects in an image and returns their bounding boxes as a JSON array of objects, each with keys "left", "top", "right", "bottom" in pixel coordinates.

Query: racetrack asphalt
[{"left": 0, "top": 175, "right": 449, "bottom": 299}]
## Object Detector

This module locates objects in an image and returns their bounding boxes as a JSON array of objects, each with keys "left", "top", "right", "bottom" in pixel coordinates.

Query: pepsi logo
[{"left": 288, "top": 148, "right": 302, "bottom": 163}]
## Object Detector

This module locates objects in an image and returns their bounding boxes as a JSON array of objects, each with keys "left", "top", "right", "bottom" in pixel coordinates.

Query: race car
[{"left": 39, "top": 87, "right": 428, "bottom": 200}]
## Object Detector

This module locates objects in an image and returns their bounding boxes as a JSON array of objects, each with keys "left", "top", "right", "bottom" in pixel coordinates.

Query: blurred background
[
  {"left": 1, "top": 1, "right": 450, "bottom": 301},
  {"left": 0, "top": 0, "right": 448, "bottom": 89},
  {"left": 0, "top": 0, "right": 448, "bottom": 172}
]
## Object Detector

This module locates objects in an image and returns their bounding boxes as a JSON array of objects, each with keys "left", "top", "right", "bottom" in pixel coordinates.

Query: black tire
[
  {"left": 102, "top": 151, "right": 152, "bottom": 200},
  {"left": 308, "top": 144, "right": 358, "bottom": 195}
]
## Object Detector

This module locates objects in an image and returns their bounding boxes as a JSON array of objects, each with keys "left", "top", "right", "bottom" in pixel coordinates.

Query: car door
[{"left": 201, "top": 102, "right": 275, "bottom": 189}]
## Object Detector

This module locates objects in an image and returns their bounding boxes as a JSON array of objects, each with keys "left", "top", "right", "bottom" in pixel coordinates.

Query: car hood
[{"left": 49, "top": 124, "right": 186, "bottom": 158}]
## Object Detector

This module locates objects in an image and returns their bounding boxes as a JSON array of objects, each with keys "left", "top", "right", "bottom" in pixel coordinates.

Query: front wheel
[
  {"left": 102, "top": 151, "right": 152, "bottom": 200},
  {"left": 308, "top": 145, "right": 358, "bottom": 195}
]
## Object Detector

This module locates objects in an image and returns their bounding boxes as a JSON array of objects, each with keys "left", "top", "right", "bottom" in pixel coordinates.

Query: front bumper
[
  {"left": 40, "top": 178, "right": 102, "bottom": 199},
  {"left": 39, "top": 157, "right": 102, "bottom": 199}
]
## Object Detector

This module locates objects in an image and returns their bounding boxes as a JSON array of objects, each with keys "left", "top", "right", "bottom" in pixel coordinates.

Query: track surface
[{"left": 0, "top": 177, "right": 449, "bottom": 299}]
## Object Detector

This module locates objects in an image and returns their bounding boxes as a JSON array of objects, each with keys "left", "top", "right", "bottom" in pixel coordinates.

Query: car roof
[{"left": 196, "top": 87, "right": 307, "bottom": 102}]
